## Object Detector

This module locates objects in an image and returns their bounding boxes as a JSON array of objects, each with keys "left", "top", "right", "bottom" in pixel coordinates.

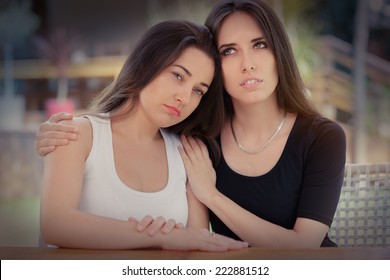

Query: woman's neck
[
  {"left": 110, "top": 107, "right": 161, "bottom": 143},
  {"left": 231, "top": 100, "right": 283, "bottom": 135}
]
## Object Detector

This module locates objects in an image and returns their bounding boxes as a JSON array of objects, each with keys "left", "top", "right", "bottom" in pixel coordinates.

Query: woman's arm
[
  {"left": 41, "top": 117, "right": 246, "bottom": 251},
  {"left": 186, "top": 181, "right": 210, "bottom": 229},
  {"left": 179, "top": 135, "right": 341, "bottom": 248}
]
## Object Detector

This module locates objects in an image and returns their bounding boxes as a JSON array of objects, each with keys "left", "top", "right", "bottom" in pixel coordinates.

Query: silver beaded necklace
[{"left": 230, "top": 111, "right": 287, "bottom": 155}]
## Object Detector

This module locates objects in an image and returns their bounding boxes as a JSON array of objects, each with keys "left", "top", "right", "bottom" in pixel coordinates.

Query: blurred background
[{"left": 0, "top": 0, "right": 389, "bottom": 246}]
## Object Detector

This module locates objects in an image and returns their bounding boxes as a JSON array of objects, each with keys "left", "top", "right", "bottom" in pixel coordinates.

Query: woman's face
[
  {"left": 139, "top": 46, "right": 214, "bottom": 128},
  {"left": 217, "top": 12, "right": 278, "bottom": 105}
]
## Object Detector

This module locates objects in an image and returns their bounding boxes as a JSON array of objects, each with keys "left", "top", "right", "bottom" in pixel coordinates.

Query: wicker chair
[{"left": 328, "top": 163, "right": 390, "bottom": 247}]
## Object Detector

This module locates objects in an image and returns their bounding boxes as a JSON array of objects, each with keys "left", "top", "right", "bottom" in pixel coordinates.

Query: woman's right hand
[
  {"left": 161, "top": 227, "right": 248, "bottom": 252},
  {"left": 128, "top": 215, "right": 184, "bottom": 236},
  {"left": 35, "top": 112, "right": 78, "bottom": 156}
]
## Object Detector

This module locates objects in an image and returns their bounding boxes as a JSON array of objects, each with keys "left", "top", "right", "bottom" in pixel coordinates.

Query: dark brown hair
[
  {"left": 205, "top": 0, "right": 318, "bottom": 120},
  {"left": 90, "top": 20, "right": 224, "bottom": 142}
]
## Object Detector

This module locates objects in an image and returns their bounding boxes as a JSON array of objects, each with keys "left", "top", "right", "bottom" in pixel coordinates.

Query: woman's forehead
[{"left": 218, "top": 12, "right": 264, "bottom": 44}]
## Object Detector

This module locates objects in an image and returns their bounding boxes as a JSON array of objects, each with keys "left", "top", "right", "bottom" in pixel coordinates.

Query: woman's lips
[
  {"left": 165, "top": 105, "right": 181, "bottom": 117},
  {"left": 240, "top": 78, "right": 261, "bottom": 89}
]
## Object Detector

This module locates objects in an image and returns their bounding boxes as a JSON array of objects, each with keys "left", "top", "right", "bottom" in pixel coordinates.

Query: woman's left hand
[{"left": 178, "top": 135, "right": 218, "bottom": 205}]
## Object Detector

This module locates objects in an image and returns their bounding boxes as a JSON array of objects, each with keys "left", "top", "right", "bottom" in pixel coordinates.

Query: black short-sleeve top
[{"left": 210, "top": 115, "right": 346, "bottom": 246}]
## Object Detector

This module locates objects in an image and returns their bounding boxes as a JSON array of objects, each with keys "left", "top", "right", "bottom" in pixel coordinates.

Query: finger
[
  {"left": 198, "top": 243, "right": 229, "bottom": 252},
  {"left": 184, "top": 135, "right": 198, "bottom": 151},
  {"left": 36, "top": 124, "right": 77, "bottom": 152},
  {"left": 128, "top": 217, "right": 139, "bottom": 225},
  {"left": 35, "top": 130, "right": 77, "bottom": 155},
  {"left": 195, "top": 138, "right": 210, "bottom": 159},
  {"left": 147, "top": 216, "right": 166, "bottom": 236},
  {"left": 179, "top": 135, "right": 196, "bottom": 162},
  {"left": 194, "top": 230, "right": 246, "bottom": 251},
  {"left": 179, "top": 135, "right": 188, "bottom": 149},
  {"left": 196, "top": 232, "right": 229, "bottom": 252},
  {"left": 49, "top": 112, "right": 74, "bottom": 123},
  {"left": 36, "top": 138, "right": 70, "bottom": 157},
  {"left": 175, "top": 223, "right": 184, "bottom": 229},
  {"left": 39, "top": 137, "right": 70, "bottom": 147},
  {"left": 40, "top": 131, "right": 78, "bottom": 141},
  {"left": 211, "top": 233, "right": 249, "bottom": 249},
  {"left": 180, "top": 135, "right": 192, "bottom": 150},
  {"left": 185, "top": 136, "right": 203, "bottom": 160},
  {"left": 37, "top": 146, "right": 56, "bottom": 157},
  {"left": 39, "top": 122, "right": 78, "bottom": 134},
  {"left": 178, "top": 145, "right": 190, "bottom": 165},
  {"left": 136, "top": 215, "right": 154, "bottom": 232},
  {"left": 161, "top": 219, "right": 177, "bottom": 234}
]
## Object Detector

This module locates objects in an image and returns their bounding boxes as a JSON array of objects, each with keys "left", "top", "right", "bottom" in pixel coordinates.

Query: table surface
[{"left": 1, "top": 246, "right": 389, "bottom": 260}]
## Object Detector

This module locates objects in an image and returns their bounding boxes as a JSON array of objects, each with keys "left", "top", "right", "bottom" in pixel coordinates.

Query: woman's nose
[
  {"left": 174, "top": 86, "right": 192, "bottom": 105},
  {"left": 241, "top": 52, "right": 256, "bottom": 73}
]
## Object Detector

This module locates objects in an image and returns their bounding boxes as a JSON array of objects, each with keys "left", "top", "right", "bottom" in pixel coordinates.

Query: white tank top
[{"left": 79, "top": 115, "right": 188, "bottom": 225}]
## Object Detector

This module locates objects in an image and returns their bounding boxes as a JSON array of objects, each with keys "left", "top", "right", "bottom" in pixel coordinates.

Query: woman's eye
[
  {"left": 254, "top": 42, "right": 266, "bottom": 49},
  {"left": 173, "top": 72, "right": 183, "bottom": 81},
  {"left": 221, "top": 48, "right": 235, "bottom": 56},
  {"left": 193, "top": 88, "right": 205, "bottom": 96}
]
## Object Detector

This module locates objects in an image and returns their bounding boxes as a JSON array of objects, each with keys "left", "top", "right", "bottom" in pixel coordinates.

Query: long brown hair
[
  {"left": 90, "top": 20, "right": 225, "bottom": 142},
  {"left": 205, "top": 0, "right": 318, "bottom": 120}
]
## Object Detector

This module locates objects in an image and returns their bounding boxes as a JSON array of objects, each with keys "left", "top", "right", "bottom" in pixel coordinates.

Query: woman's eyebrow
[
  {"left": 218, "top": 43, "right": 235, "bottom": 51},
  {"left": 172, "top": 64, "right": 192, "bottom": 76},
  {"left": 200, "top": 82, "right": 210, "bottom": 89},
  {"left": 252, "top": 37, "right": 265, "bottom": 42},
  {"left": 172, "top": 64, "right": 210, "bottom": 88}
]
